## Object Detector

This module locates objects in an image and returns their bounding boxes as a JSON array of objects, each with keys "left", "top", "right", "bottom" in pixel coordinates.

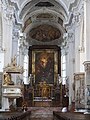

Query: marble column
[
  {"left": 64, "top": 31, "right": 75, "bottom": 105},
  {"left": 83, "top": 61, "right": 90, "bottom": 112},
  {"left": 83, "top": 0, "right": 90, "bottom": 113},
  {"left": 84, "top": 0, "right": 90, "bottom": 60},
  {"left": 19, "top": 34, "right": 29, "bottom": 84}
]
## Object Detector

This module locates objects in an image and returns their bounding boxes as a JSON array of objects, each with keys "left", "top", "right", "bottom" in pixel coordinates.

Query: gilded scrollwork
[{"left": 3, "top": 72, "right": 14, "bottom": 85}]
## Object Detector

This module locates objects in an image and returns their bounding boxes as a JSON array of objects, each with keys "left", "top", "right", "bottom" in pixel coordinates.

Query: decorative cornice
[
  {"left": 83, "top": 61, "right": 90, "bottom": 72},
  {"left": 69, "top": 0, "right": 80, "bottom": 11},
  {"left": 7, "top": 0, "right": 22, "bottom": 25},
  {"left": 65, "top": 0, "right": 83, "bottom": 26},
  {"left": 83, "top": 0, "right": 90, "bottom": 3},
  {"left": 74, "top": 72, "right": 85, "bottom": 80},
  {"left": 8, "top": 0, "right": 19, "bottom": 10}
]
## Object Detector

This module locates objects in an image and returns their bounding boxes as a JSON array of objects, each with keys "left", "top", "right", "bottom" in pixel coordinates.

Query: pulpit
[{"left": 2, "top": 56, "right": 24, "bottom": 111}]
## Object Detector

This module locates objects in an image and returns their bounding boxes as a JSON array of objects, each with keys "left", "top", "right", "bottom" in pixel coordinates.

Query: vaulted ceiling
[{"left": 11, "top": 0, "right": 76, "bottom": 45}]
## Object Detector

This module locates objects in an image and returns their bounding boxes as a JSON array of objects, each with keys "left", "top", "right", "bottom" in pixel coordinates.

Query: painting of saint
[{"left": 35, "top": 51, "right": 54, "bottom": 84}]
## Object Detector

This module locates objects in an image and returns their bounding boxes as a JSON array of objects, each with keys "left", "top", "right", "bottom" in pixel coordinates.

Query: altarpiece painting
[{"left": 32, "top": 49, "right": 58, "bottom": 85}]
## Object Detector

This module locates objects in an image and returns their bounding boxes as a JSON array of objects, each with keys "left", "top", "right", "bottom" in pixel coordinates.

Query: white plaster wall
[
  {"left": 0, "top": 53, "right": 4, "bottom": 72},
  {"left": 74, "top": 24, "right": 80, "bottom": 72},
  {"left": 0, "top": 15, "right": 2, "bottom": 47},
  {"left": 84, "top": 0, "right": 90, "bottom": 61},
  {"left": 79, "top": 19, "right": 85, "bottom": 72},
  {"left": 12, "top": 37, "right": 18, "bottom": 58},
  {"left": 2, "top": 12, "right": 13, "bottom": 66},
  {"left": 67, "top": 41, "right": 75, "bottom": 104}
]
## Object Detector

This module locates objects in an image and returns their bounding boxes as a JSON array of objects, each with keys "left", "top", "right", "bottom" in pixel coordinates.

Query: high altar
[
  {"left": 33, "top": 81, "right": 52, "bottom": 107},
  {"left": 17, "top": 45, "right": 62, "bottom": 107},
  {"left": 36, "top": 81, "right": 50, "bottom": 98}
]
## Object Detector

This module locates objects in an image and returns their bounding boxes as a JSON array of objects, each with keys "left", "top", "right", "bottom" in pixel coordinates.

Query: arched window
[
  {"left": 23, "top": 55, "right": 29, "bottom": 84},
  {"left": 61, "top": 55, "right": 66, "bottom": 85}
]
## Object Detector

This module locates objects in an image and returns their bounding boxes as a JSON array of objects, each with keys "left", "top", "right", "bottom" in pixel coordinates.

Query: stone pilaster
[
  {"left": 83, "top": 61, "right": 90, "bottom": 112},
  {"left": 18, "top": 33, "right": 29, "bottom": 84},
  {"left": 65, "top": 0, "right": 85, "bottom": 106},
  {"left": 12, "top": 27, "right": 19, "bottom": 58},
  {"left": 64, "top": 29, "right": 75, "bottom": 105},
  {"left": 2, "top": 3, "right": 14, "bottom": 65},
  {"left": 84, "top": 0, "right": 90, "bottom": 60}
]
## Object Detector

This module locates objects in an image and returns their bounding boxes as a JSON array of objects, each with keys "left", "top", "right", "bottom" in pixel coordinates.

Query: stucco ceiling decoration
[
  {"left": 35, "top": 1, "right": 54, "bottom": 7},
  {"left": 29, "top": 24, "right": 61, "bottom": 42},
  {"left": 19, "top": 0, "right": 68, "bottom": 21},
  {"left": 36, "top": 13, "right": 53, "bottom": 19},
  {"left": 22, "top": 12, "right": 63, "bottom": 31}
]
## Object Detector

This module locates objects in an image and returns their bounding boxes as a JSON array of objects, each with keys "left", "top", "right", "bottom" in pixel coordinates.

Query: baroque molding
[
  {"left": 74, "top": 72, "right": 85, "bottom": 80},
  {"left": 66, "top": 0, "right": 84, "bottom": 27},
  {"left": 83, "top": 61, "right": 90, "bottom": 72},
  {"left": 83, "top": 0, "right": 90, "bottom": 3}
]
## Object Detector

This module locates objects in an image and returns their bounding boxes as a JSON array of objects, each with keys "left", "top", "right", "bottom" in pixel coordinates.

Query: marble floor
[{"left": 29, "top": 107, "right": 62, "bottom": 120}]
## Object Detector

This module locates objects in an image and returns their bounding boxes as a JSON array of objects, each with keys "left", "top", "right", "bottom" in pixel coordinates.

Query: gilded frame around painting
[{"left": 32, "top": 49, "right": 58, "bottom": 85}]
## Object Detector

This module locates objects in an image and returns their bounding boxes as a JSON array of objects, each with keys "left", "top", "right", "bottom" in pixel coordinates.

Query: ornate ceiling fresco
[
  {"left": 8, "top": 0, "right": 78, "bottom": 45},
  {"left": 29, "top": 24, "right": 61, "bottom": 42}
]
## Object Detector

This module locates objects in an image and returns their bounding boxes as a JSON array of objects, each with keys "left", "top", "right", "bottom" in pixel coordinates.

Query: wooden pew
[
  {"left": 53, "top": 111, "right": 90, "bottom": 120},
  {"left": 0, "top": 111, "right": 31, "bottom": 120}
]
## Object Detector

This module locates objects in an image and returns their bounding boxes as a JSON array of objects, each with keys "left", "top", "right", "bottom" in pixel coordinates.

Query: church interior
[{"left": 0, "top": 0, "right": 90, "bottom": 120}]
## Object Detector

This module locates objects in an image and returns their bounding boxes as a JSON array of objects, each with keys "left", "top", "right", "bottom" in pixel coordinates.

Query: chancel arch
[
  {"left": 24, "top": 45, "right": 62, "bottom": 106},
  {"left": 18, "top": 0, "right": 67, "bottom": 107}
]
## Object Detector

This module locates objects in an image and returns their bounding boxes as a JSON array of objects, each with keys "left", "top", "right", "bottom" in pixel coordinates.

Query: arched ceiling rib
[
  {"left": 11, "top": 0, "right": 72, "bottom": 45},
  {"left": 18, "top": 0, "right": 68, "bottom": 21},
  {"left": 18, "top": 0, "right": 69, "bottom": 18}
]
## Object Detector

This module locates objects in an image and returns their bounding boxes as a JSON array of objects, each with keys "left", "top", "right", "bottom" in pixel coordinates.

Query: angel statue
[{"left": 3, "top": 72, "right": 14, "bottom": 85}]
